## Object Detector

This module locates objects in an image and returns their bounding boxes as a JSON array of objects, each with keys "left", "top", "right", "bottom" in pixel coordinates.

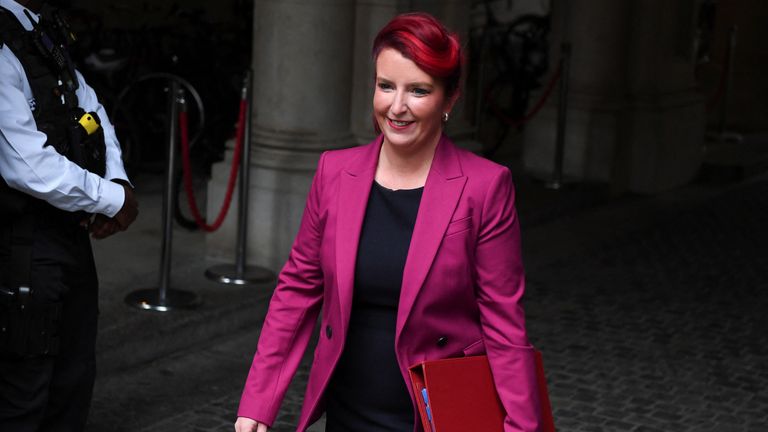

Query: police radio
[{"left": 23, "top": 9, "right": 78, "bottom": 94}]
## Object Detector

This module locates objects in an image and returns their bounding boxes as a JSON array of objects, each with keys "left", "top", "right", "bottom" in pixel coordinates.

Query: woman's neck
[{"left": 375, "top": 134, "right": 441, "bottom": 190}]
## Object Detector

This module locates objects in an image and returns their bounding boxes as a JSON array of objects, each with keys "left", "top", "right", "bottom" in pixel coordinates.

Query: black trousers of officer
[{"left": 0, "top": 206, "right": 99, "bottom": 432}]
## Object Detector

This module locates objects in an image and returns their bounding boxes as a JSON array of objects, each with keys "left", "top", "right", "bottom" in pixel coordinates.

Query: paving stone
[{"left": 633, "top": 426, "right": 666, "bottom": 432}]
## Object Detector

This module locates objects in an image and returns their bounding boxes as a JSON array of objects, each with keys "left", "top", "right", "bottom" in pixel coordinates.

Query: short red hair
[{"left": 372, "top": 12, "right": 463, "bottom": 97}]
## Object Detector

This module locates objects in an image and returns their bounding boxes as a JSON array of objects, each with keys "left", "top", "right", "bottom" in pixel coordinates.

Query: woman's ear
[{"left": 444, "top": 90, "right": 460, "bottom": 117}]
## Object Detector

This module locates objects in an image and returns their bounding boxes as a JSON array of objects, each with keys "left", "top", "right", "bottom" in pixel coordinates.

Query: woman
[{"left": 235, "top": 12, "right": 542, "bottom": 432}]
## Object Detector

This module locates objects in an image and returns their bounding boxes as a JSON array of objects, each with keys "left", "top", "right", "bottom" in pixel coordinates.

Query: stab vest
[{"left": 0, "top": 5, "right": 106, "bottom": 217}]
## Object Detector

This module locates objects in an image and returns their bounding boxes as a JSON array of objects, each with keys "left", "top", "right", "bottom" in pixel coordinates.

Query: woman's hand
[{"left": 234, "top": 417, "right": 268, "bottom": 432}]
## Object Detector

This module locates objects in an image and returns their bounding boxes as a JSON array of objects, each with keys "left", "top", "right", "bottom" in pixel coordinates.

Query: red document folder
[{"left": 408, "top": 351, "right": 555, "bottom": 432}]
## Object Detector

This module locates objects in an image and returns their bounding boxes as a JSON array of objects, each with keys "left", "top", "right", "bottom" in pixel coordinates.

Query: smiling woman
[
  {"left": 373, "top": 13, "right": 462, "bottom": 189},
  {"left": 236, "top": 12, "right": 543, "bottom": 432},
  {"left": 373, "top": 48, "right": 457, "bottom": 190},
  {"left": 372, "top": 14, "right": 462, "bottom": 190}
]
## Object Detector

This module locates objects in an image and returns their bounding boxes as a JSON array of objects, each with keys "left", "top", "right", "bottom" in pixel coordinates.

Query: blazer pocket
[
  {"left": 445, "top": 216, "right": 472, "bottom": 237},
  {"left": 462, "top": 339, "right": 486, "bottom": 357}
]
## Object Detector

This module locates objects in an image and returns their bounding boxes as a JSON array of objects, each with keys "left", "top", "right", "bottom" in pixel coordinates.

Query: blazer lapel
[
  {"left": 335, "top": 137, "right": 381, "bottom": 337},
  {"left": 396, "top": 136, "right": 467, "bottom": 343}
]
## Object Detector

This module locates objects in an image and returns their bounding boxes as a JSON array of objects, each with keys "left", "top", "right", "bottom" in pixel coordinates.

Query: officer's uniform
[{"left": 0, "top": 0, "right": 130, "bottom": 430}]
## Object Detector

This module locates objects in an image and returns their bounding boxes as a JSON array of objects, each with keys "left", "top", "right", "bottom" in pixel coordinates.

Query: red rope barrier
[
  {"left": 487, "top": 63, "right": 562, "bottom": 129},
  {"left": 179, "top": 97, "right": 247, "bottom": 232}
]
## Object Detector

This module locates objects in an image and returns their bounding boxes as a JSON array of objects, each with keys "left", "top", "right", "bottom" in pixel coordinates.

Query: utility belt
[
  {"left": 0, "top": 286, "right": 62, "bottom": 357},
  {"left": 0, "top": 213, "right": 62, "bottom": 357},
  {"left": 0, "top": 180, "right": 30, "bottom": 217}
]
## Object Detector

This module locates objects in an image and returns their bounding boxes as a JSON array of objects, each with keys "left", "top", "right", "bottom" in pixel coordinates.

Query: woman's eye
[
  {"left": 377, "top": 82, "right": 393, "bottom": 91},
  {"left": 412, "top": 87, "right": 430, "bottom": 96}
]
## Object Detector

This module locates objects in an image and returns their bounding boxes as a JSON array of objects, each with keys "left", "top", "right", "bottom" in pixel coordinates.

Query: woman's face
[{"left": 373, "top": 48, "right": 456, "bottom": 153}]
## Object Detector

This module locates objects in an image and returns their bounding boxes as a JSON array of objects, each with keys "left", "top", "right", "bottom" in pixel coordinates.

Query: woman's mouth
[{"left": 387, "top": 118, "right": 414, "bottom": 130}]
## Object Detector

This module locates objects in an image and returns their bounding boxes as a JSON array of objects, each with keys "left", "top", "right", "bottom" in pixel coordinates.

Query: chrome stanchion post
[
  {"left": 546, "top": 42, "right": 571, "bottom": 190},
  {"left": 205, "top": 71, "right": 275, "bottom": 285},
  {"left": 125, "top": 81, "right": 200, "bottom": 311}
]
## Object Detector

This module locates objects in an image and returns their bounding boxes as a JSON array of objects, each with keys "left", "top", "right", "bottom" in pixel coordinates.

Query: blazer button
[
  {"left": 325, "top": 325, "right": 333, "bottom": 339},
  {"left": 436, "top": 336, "right": 448, "bottom": 347}
]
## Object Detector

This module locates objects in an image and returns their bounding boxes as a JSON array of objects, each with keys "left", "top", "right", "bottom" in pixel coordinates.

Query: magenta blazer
[{"left": 238, "top": 135, "right": 543, "bottom": 431}]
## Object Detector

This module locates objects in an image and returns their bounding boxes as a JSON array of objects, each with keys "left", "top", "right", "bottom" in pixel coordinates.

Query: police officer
[{"left": 0, "top": 0, "right": 138, "bottom": 430}]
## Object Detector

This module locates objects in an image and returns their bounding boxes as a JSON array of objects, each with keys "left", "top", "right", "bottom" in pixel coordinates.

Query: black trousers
[{"left": 0, "top": 208, "right": 99, "bottom": 432}]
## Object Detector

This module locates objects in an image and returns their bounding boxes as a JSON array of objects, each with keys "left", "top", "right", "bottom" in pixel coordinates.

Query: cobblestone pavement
[
  {"left": 523, "top": 179, "right": 768, "bottom": 432},
  {"left": 87, "top": 178, "right": 768, "bottom": 431}
]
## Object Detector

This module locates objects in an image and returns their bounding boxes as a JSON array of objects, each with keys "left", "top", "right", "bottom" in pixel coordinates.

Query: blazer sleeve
[
  {"left": 474, "top": 167, "right": 543, "bottom": 432},
  {"left": 237, "top": 152, "right": 328, "bottom": 426}
]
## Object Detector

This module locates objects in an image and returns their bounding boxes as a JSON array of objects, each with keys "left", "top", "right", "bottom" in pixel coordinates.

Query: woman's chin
[{"left": 383, "top": 133, "right": 418, "bottom": 149}]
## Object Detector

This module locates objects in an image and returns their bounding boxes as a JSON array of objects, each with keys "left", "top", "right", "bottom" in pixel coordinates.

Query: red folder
[{"left": 408, "top": 351, "right": 555, "bottom": 432}]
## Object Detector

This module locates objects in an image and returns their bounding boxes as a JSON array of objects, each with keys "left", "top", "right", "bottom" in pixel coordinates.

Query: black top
[{"left": 325, "top": 182, "right": 423, "bottom": 432}]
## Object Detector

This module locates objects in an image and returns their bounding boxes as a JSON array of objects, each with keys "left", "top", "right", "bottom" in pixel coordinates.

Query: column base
[
  {"left": 522, "top": 94, "right": 620, "bottom": 183},
  {"left": 624, "top": 92, "right": 706, "bottom": 193}
]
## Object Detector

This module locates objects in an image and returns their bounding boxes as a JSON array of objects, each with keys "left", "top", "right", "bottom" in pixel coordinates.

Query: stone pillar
[
  {"left": 522, "top": 0, "right": 632, "bottom": 184},
  {"left": 206, "top": 0, "right": 356, "bottom": 271},
  {"left": 522, "top": 0, "right": 705, "bottom": 193},
  {"left": 620, "top": 0, "right": 705, "bottom": 193},
  {"left": 349, "top": 0, "right": 400, "bottom": 143}
]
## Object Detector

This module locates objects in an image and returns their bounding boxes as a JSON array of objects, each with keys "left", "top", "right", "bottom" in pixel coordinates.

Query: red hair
[{"left": 372, "top": 12, "right": 463, "bottom": 97}]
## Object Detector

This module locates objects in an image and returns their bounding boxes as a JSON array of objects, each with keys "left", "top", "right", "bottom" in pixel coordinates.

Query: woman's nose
[{"left": 389, "top": 91, "right": 407, "bottom": 115}]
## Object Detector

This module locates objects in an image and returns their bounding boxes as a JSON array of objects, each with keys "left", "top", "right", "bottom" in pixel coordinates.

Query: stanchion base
[
  {"left": 544, "top": 180, "right": 563, "bottom": 190},
  {"left": 205, "top": 264, "right": 275, "bottom": 286},
  {"left": 543, "top": 176, "right": 578, "bottom": 190},
  {"left": 124, "top": 288, "right": 201, "bottom": 312}
]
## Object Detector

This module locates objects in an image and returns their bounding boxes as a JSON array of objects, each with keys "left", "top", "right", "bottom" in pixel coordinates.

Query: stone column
[
  {"left": 620, "top": 0, "right": 705, "bottom": 193},
  {"left": 206, "top": 0, "right": 356, "bottom": 271},
  {"left": 522, "top": 0, "right": 632, "bottom": 184},
  {"left": 521, "top": 0, "right": 705, "bottom": 193},
  {"left": 349, "top": 0, "right": 400, "bottom": 143}
]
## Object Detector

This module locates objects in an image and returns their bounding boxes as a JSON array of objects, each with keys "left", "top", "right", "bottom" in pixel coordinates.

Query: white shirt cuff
[{"left": 96, "top": 179, "right": 126, "bottom": 218}]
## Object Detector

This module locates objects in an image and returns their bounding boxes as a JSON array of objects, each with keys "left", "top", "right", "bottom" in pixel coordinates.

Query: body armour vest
[{"left": 0, "top": 6, "right": 106, "bottom": 217}]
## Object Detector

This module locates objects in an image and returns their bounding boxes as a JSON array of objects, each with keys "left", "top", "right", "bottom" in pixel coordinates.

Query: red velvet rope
[
  {"left": 486, "top": 63, "right": 562, "bottom": 129},
  {"left": 179, "top": 98, "right": 247, "bottom": 232}
]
